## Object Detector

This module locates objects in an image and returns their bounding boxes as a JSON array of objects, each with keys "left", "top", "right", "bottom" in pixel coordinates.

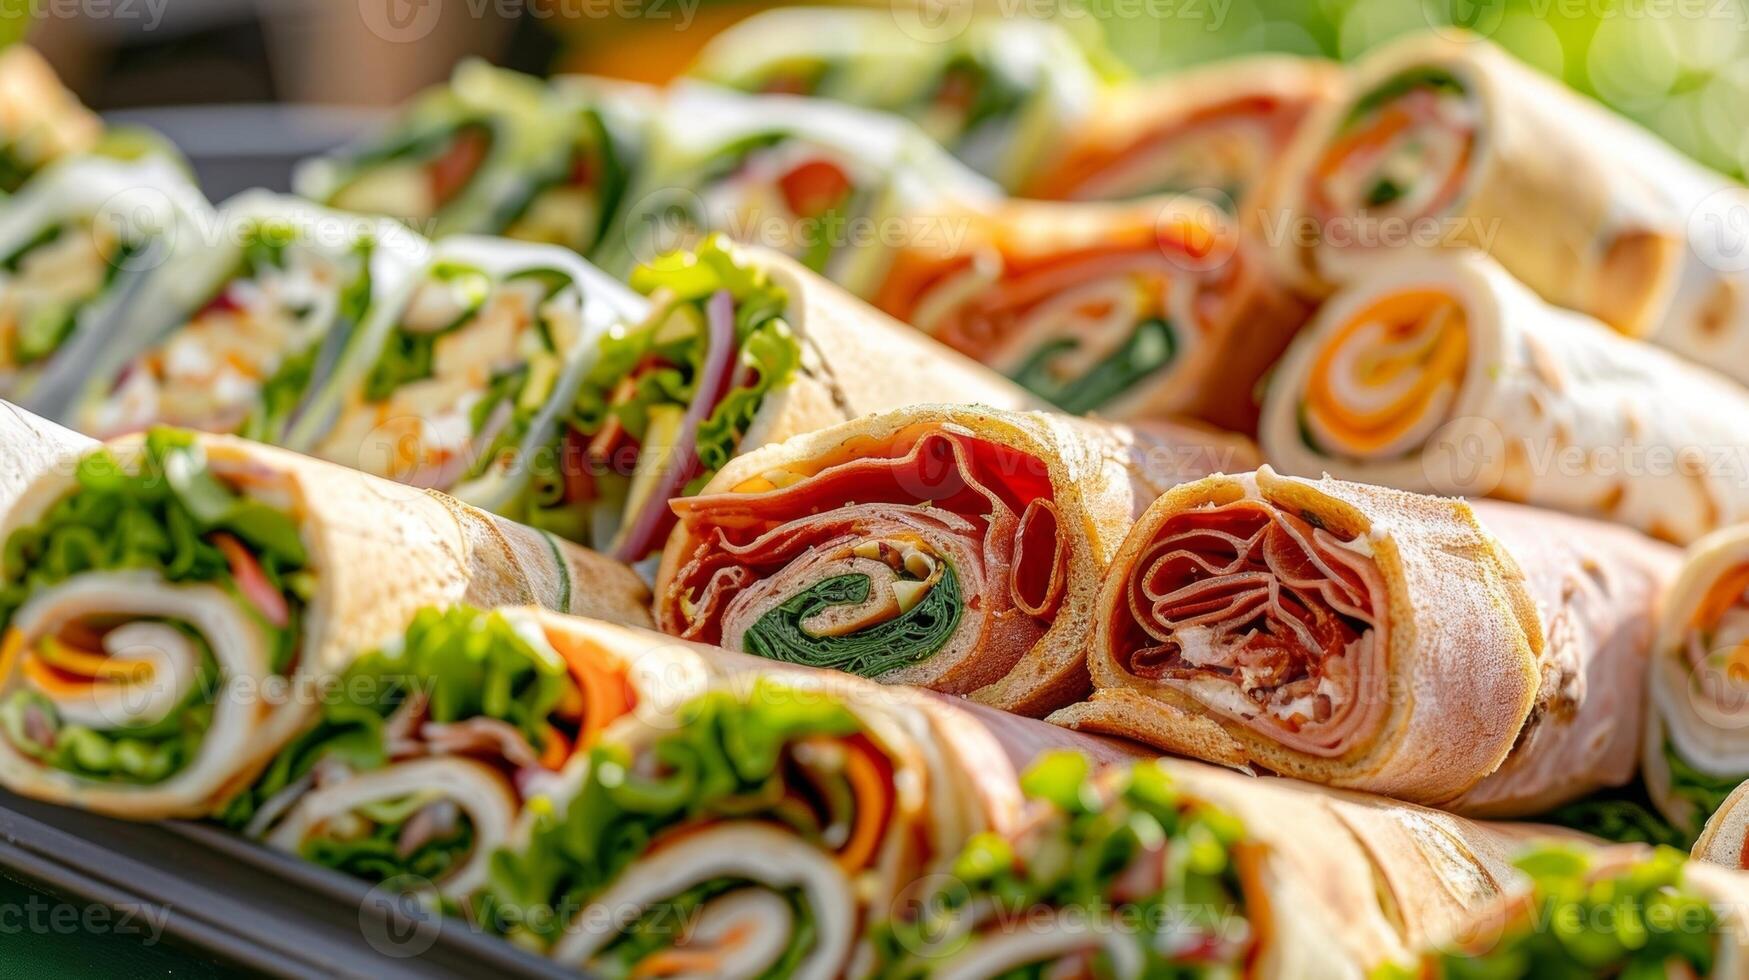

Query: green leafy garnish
[
  {"left": 1010, "top": 318, "right": 1176, "bottom": 415},
  {"left": 742, "top": 565, "right": 964, "bottom": 677}
]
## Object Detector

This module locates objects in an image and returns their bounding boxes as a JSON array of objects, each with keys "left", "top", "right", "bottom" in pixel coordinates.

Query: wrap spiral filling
[
  {"left": 0, "top": 215, "right": 133, "bottom": 378},
  {"left": 232, "top": 605, "right": 639, "bottom": 898},
  {"left": 488, "top": 677, "right": 913, "bottom": 973},
  {"left": 1307, "top": 68, "right": 1478, "bottom": 251},
  {"left": 664, "top": 428, "right": 1066, "bottom": 684},
  {"left": 1298, "top": 288, "right": 1470, "bottom": 462},
  {"left": 315, "top": 262, "right": 585, "bottom": 492},
  {"left": 1114, "top": 497, "right": 1389, "bottom": 756},
  {"left": 1042, "top": 95, "right": 1295, "bottom": 204},
  {"left": 877, "top": 753, "right": 1258, "bottom": 980},
  {"left": 1661, "top": 563, "right": 1749, "bottom": 819},
  {"left": 900, "top": 238, "right": 1217, "bottom": 416},
  {"left": 327, "top": 122, "right": 493, "bottom": 226},
  {"left": 82, "top": 220, "right": 366, "bottom": 441},
  {"left": 694, "top": 140, "right": 868, "bottom": 275},
  {"left": 0, "top": 430, "right": 308, "bottom": 790}
]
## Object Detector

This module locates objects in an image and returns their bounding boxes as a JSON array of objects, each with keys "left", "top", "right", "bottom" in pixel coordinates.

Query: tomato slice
[{"left": 778, "top": 159, "right": 853, "bottom": 219}]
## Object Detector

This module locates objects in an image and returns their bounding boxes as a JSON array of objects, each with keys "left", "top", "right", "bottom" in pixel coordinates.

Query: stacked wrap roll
[
  {"left": 0, "top": 154, "right": 214, "bottom": 421},
  {"left": 0, "top": 46, "right": 102, "bottom": 194},
  {"left": 1644, "top": 524, "right": 1749, "bottom": 840},
  {"left": 222, "top": 602, "right": 1587, "bottom": 978},
  {"left": 1050, "top": 465, "right": 1678, "bottom": 816},
  {"left": 520, "top": 238, "right": 1043, "bottom": 561},
  {"left": 688, "top": 7, "right": 1105, "bottom": 192},
  {"left": 1269, "top": 30, "right": 1749, "bottom": 388},
  {"left": 1019, "top": 54, "right": 1344, "bottom": 212},
  {"left": 870, "top": 193, "right": 1310, "bottom": 431},
  {"left": 592, "top": 84, "right": 994, "bottom": 293},
  {"left": 0, "top": 427, "right": 652, "bottom": 818},
  {"left": 655, "top": 404, "right": 1259, "bottom": 714},
  {"left": 68, "top": 192, "right": 429, "bottom": 444},
  {"left": 1259, "top": 251, "right": 1749, "bottom": 545}
]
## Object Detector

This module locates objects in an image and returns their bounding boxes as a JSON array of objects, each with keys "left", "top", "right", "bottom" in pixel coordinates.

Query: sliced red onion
[{"left": 613, "top": 288, "right": 741, "bottom": 562}]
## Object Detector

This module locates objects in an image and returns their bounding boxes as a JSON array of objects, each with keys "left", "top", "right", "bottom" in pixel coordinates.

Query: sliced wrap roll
[
  {"left": 0, "top": 46, "right": 101, "bottom": 194},
  {"left": 69, "top": 192, "right": 429, "bottom": 443},
  {"left": 870, "top": 193, "right": 1310, "bottom": 431},
  {"left": 1396, "top": 843, "right": 1749, "bottom": 979},
  {"left": 496, "top": 74, "right": 652, "bottom": 257},
  {"left": 655, "top": 404, "right": 1259, "bottom": 714},
  {"left": 1020, "top": 54, "right": 1344, "bottom": 211},
  {"left": 1259, "top": 251, "right": 1749, "bottom": 545},
  {"left": 521, "top": 237, "right": 1040, "bottom": 560},
  {"left": 0, "top": 428, "right": 651, "bottom": 819},
  {"left": 0, "top": 154, "right": 214, "bottom": 420},
  {"left": 1644, "top": 525, "right": 1749, "bottom": 840},
  {"left": 294, "top": 61, "right": 568, "bottom": 238},
  {"left": 0, "top": 401, "right": 91, "bottom": 512},
  {"left": 688, "top": 7, "right": 1106, "bottom": 192},
  {"left": 230, "top": 604, "right": 698, "bottom": 902},
  {"left": 474, "top": 613, "right": 1024, "bottom": 974},
  {"left": 1051, "top": 465, "right": 1677, "bottom": 816},
  {"left": 593, "top": 84, "right": 992, "bottom": 294},
  {"left": 1269, "top": 31, "right": 1749, "bottom": 389},
  {"left": 292, "top": 236, "right": 643, "bottom": 516}
]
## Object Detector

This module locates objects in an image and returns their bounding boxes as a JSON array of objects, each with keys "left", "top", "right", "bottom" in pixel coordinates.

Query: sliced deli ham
[
  {"left": 656, "top": 404, "right": 1259, "bottom": 714},
  {"left": 1051, "top": 465, "right": 1677, "bottom": 816}
]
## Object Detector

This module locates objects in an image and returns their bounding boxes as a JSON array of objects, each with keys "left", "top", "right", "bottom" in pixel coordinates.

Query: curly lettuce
[
  {"left": 1381, "top": 845, "right": 1720, "bottom": 979},
  {"left": 873, "top": 752, "right": 1253, "bottom": 978},
  {"left": 222, "top": 605, "right": 574, "bottom": 829},
  {"left": 481, "top": 678, "right": 859, "bottom": 945},
  {"left": 0, "top": 427, "right": 307, "bottom": 658}
]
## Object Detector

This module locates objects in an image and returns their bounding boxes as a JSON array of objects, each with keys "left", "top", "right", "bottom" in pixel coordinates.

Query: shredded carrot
[
  {"left": 1693, "top": 564, "right": 1749, "bottom": 631},
  {"left": 543, "top": 627, "right": 635, "bottom": 755},
  {"left": 834, "top": 737, "right": 894, "bottom": 874},
  {"left": 0, "top": 628, "right": 23, "bottom": 684}
]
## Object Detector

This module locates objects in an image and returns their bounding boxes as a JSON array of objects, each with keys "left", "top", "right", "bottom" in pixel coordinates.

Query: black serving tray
[{"left": 0, "top": 788, "right": 573, "bottom": 979}]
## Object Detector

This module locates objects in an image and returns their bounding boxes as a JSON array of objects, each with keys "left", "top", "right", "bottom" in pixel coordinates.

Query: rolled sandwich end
[
  {"left": 1646, "top": 526, "right": 1749, "bottom": 838},
  {"left": 1059, "top": 465, "right": 1543, "bottom": 807},
  {"left": 655, "top": 406, "right": 1117, "bottom": 714}
]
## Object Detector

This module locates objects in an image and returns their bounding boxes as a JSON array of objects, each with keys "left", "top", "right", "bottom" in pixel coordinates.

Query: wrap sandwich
[
  {"left": 1643, "top": 524, "right": 1749, "bottom": 840},
  {"left": 1019, "top": 54, "right": 1344, "bottom": 213},
  {"left": 0, "top": 401, "right": 91, "bottom": 512},
  {"left": 290, "top": 235, "right": 643, "bottom": 517},
  {"left": 353, "top": 607, "right": 1028, "bottom": 971},
  {"left": 1051, "top": 465, "right": 1678, "bottom": 816},
  {"left": 0, "top": 45, "right": 101, "bottom": 194},
  {"left": 688, "top": 7, "right": 1106, "bottom": 192},
  {"left": 513, "top": 237, "right": 1041, "bottom": 561},
  {"left": 0, "top": 154, "right": 213, "bottom": 420},
  {"left": 1259, "top": 251, "right": 1749, "bottom": 545},
  {"left": 0, "top": 427, "right": 651, "bottom": 819},
  {"left": 591, "top": 84, "right": 992, "bottom": 295},
  {"left": 496, "top": 74, "right": 652, "bottom": 258},
  {"left": 869, "top": 193, "right": 1310, "bottom": 431},
  {"left": 225, "top": 604, "right": 701, "bottom": 902},
  {"left": 294, "top": 61, "right": 570, "bottom": 239},
  {"left": 1388, "top": 843, "right": 1749, "bottom": 978},
  {"left": 68, "top": 192, "right": 429, "bottom": 443},
  {"left": 654, "top": 404, "right": 1260, "bottom": 714},
  {"left": 1268, "top": 30, "right": 1749, "bottom": 389}
]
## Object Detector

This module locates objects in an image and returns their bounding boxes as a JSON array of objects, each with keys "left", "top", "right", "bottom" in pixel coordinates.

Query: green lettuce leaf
[
  {"left": 222, "top": 605, "right": 574, "bottom": 828},
  {"left": 481, "top": 677, "right": 859, "bottom": 944}
]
